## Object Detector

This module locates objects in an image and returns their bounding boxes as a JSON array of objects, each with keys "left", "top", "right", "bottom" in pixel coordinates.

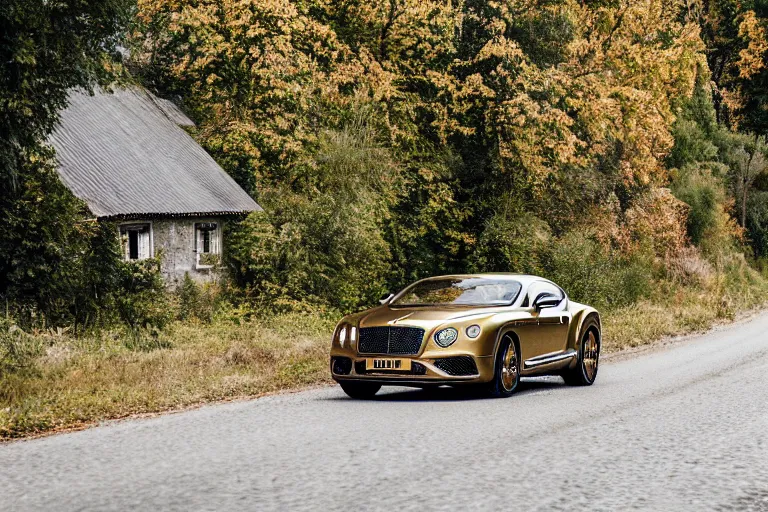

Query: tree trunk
[{"left": 742, "top": 183, "right": 748, "bottom": 229}]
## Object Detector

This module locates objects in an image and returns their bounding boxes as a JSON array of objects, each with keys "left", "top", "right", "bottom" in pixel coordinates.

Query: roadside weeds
[{"left": 2, "top": 282, "right": 767, "bottom": 441}]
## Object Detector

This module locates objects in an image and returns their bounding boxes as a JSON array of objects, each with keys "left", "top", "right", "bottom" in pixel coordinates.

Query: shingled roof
[{"left": 48, "top": 87, "right": 262, "bottom": 219}]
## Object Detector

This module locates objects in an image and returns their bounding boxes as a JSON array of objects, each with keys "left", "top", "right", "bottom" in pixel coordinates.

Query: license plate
[{"left": 366, "top": 358, "right": 412, "bottom": 371}]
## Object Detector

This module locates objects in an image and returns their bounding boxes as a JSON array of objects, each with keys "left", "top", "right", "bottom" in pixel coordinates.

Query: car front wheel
[
  {"left": 339, "top": 381, "right": 382, "bottom": 399},
  {"left": 485, "top": 334, "right": 520, "bottom": 398}
]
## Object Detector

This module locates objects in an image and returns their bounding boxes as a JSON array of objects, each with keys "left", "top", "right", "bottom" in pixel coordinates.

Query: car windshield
[{"left": 391, "top": 277, "right": 523, "bottom": 306}]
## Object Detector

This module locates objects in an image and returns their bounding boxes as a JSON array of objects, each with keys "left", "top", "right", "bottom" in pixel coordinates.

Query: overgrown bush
[
  {"left": 468, "top": 203, "right": 654, "bottom": 311},
  {"left": 226, "top": 111, "right": 396, "bottom": 312},
  {"left": 177, "top": 273, "right": 224, "bottom": 322},
  {"left": 469, "top": 204, "right": 551, "bottom": 275},
  {"left": 0, "top": 153, "right": 165, "bottom": 332},
  {"left": 0, "top": 317, "right": 42, "bottom": 374},
  {"left": 672, "top": 164, "right": 728, "bottom": 245},
  {"left": 0, "top": 151, "right": 104, "bottom": 328},
  {"left": 548, "top": 231, "right": 652, "bottom": 310},
  {"left": 228, "top": 196, "right": 391, "bottom": 312},
  {"left": 114, "top": 257, "right": 173, "bottom": 330},
  {"left": 747, "top": 191, "right": 768, "bottom": 258}
]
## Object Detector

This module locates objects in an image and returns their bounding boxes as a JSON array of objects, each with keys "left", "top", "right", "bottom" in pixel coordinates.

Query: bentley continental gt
[{"left": 329, "top": 274, "right": 600, "bottom": 398}]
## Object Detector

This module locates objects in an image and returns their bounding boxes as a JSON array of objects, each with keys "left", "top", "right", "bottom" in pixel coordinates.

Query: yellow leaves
[
  {"left": 625, "top": 188, "right": 689, "bottom": 258},
  {"left": 133, "top": 0, "right": 718, "bottom": 223},
  {"left": 475, "top": 36, "right": 525, "bottom": 63},
  {"left": 134, "top": 0, "right": 381, "bottom": 183},
  {"left": 608, "top": 87, "right": 674, "bottom": 186},
  {"left": 586, "top": 188, "right": 689, "bottom": 259},
  {"left": 736, "top": 11, "right": 768, "bottom": 79},
  {"left": 494, "top": 89, "right": 585, "bottom": 186},
  {"left": 461, "top": 73, "right": 495, "bottom": 100},
  {"left": 396, "top": 0, "right": 709, "bottom": 193},
  {"left": 556, "top": 0, "right": 706, "bottom": 188}
]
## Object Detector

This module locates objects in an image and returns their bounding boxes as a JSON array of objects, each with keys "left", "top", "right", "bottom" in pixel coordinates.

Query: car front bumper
[{"left": 329, "top": 351, "right": 495, "bottom": 386}]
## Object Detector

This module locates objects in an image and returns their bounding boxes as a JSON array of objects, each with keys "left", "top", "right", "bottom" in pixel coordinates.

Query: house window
[
  {"left": 196, "top": 222, "right": 220, "bottom": 268},
  {"left": 119, "top": 223, "right": 152, "bottom": 261}
]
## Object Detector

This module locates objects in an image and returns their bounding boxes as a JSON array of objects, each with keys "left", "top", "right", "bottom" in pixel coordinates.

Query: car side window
[{"left": 527, "top": 281, "right": 564, "bottom": 307}]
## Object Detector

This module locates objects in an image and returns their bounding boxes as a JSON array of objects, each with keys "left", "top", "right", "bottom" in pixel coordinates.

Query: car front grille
[
  {"left": 433, "top": 356, "right": 478, "bottom": 376},
  {"left": 358, "top": 326, "right": 424, "bottom": 355}
]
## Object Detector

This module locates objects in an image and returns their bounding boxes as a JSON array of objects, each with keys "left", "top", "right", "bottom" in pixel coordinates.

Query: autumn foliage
[
  {"left": 4, "top": 0, "right": 768, "bottom": 322},
  {"left": 116, "top": 0, "right": 768, "bottom": 311}
]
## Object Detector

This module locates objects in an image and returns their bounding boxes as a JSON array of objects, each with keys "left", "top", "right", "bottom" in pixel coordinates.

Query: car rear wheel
[
  {"left": 563, "top": 318, "right": 600, "bottom": 386},
  {"left": 485, "top": 334, "right": 520, "bottom": 398},
  {"left": 339, "top": 381, "right": 382, "bottom": 399}
]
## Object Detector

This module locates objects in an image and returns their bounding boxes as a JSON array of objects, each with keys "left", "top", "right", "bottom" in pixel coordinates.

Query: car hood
[{"left": 356, "top": 305, "right": 514, "bottom": 331}]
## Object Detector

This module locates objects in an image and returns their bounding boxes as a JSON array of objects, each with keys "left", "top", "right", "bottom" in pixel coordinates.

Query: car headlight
[
  {"left": 466, "top": 324, "right": 481, "bottom": 338},
  {"left": 336, "top": 323, "right": 357, "bottom": 348},
  {"left": 434, "top": 327, "right": 458, "bottom": 347}
]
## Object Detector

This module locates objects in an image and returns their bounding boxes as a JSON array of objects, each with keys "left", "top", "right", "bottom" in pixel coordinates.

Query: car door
[{"left": 525, "top": 280, "right": 570, "bottom": 359}]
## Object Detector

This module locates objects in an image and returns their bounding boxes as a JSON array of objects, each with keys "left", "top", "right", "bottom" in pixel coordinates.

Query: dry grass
[
  {"left": 603, "top": 260, "right": 768, "bottom": 351},
  {"left": 0, "top": 313, "right": 335, "bottom": 439},
  {"left": 2, "top": 262, "right": 767, "bottom": 440}
]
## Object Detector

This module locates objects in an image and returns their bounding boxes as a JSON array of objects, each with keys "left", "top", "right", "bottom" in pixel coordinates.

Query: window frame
[
  {"left": 118, "top": 222, "right": 153, "bottom": 261},
  {"left": 195, "top": 222, "right": 220, "bottom": 269}
]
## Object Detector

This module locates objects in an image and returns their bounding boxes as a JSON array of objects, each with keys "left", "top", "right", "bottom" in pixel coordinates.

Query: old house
[{"left": 49, "top": 86, "right": 262, "bottom": 284}]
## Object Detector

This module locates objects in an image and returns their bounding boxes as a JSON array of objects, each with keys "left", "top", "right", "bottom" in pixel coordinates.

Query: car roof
[{"left": 415, "top": 273, "right": 553, "bottom": 287}]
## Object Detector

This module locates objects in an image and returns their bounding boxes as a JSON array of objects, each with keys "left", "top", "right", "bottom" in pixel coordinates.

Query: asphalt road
[{"left": 3, "top": 315, "right": 768, "bottom": 512}]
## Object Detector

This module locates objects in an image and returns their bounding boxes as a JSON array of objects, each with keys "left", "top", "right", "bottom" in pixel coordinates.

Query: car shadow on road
[{"left": 325, "top": 377, "right": 566, "bottom": 402}]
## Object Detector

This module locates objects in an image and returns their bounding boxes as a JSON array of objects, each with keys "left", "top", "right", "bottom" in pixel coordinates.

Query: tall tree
[
  {"left": 700, "top": 1, "right": 768, "bottom": 133},
  {"left": 0, "top": 0, "right": 132, "bottom": 321},
  {"left": 727, "top": 134, "right": 768, "bottom": 228},
  {"left": 1, "top": 0, "right": 131, "bottom": 188}
]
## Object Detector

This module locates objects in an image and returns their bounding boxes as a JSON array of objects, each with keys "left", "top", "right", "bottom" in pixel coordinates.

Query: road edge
[{"left": 3, "top": 302, "right": 767, "bottom": 444}]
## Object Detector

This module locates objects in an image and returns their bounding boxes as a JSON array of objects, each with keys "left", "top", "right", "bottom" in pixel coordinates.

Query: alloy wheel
[
  {"left": 583, "top": 330, "right": 599, "bottom": 382},
  {"left": 501, "top": 341, "right": 518, "bottom": 391}
]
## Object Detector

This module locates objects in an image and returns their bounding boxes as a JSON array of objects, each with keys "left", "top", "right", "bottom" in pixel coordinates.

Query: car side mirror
[
  {"left": 379, "top": 293, "right": 394, "bottom": 305},
  {"left": 533, "top": 292, "right": 561, "bottom": 311}
]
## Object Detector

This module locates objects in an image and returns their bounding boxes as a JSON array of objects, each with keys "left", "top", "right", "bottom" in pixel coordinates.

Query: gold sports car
[{"left": 330, "top": 274, "right": 600, "bottom": 398}]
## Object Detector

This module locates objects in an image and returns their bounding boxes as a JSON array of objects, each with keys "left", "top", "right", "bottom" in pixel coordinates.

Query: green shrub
[
  {"left": 226, "top": 212, "right": 283, "bottom": 298},
  {"left": 177, "top": 273, "right": 200, "bottom": 321},
  {"left": 747, "top": 191, "right": 768, "bottom": 258},
  {"left": 225, "top": 109, "right": 397, "bottom": 313},
  {"left": 228, "top": 195, "right": 391, "bottom": 312},
  {"left": 0, "top": 317, "right": 42, "bottom": 374},
  {"left": 0, "top": 161, "right": 164, "bottom": 332},
  {"left": 0, "top": 151, "right": 114, "bottom": 328},
  {"left": 671, "top": 164, "right": 730, "bottom": 245},
  {"left": 469, "top": 204, "right": 653, "bottom": 311},
  {"left": 114, "top": 257, "right": 173, "bottom": 330},
  {"left": 469, "top": 205, "right": 552, "bottom": 275},
  {"left": 177, "top": 273, "right": 223, "bottom": 322},
  {"left": 275, "top": 193, "right": 391, "bottom": 311},
  {"left": 548, "top": 231, "right": 652, "bottom": 310}
]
